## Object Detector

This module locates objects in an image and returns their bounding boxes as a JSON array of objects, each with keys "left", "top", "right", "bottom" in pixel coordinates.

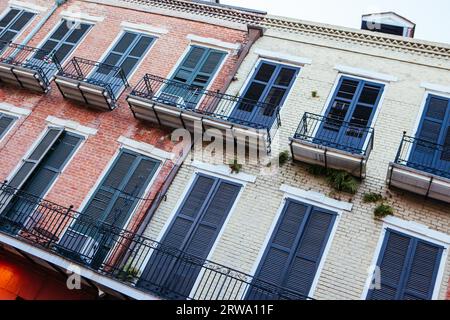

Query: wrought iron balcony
[
  {"left": 127, "top": 74, "right": 282, "bottom": 154},
  {"left": 387, "top": 133, "right": 450, "bottom": 203},
  {"left": 290, "top": 112, "right": 375, "bottom": 178},
  {"left": 0, "top": 41, "right": 61, "bottom": 93},
  {"left": 0, "top": 182, "right": 312, "bottom": 300},
  {"left": 55, "top": 57, "right": 129, "bottom": 111}
]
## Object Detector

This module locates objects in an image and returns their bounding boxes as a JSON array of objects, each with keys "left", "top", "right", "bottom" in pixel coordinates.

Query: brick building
[{"left": 0, "top": 0, "right": 449, "bottom": 300}]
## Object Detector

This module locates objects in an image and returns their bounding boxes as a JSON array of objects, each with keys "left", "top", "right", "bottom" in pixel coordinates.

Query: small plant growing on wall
[
  {"left": 363, "top": 192, "right": 384, "bottom": 203},
  {"left": 374, "top": 203, "right": 394, "bottom": 219},
  {"left": 278, "top": 150, "right": 291, "bottom": 167},
  {"left": 306, "top": 165, "right": 359, "bottom": 194},
  {"left": 311, "top": 90, "right": 319, "bottom": 98},
  {"left": 117, "top": 266, "right": 140, "bottom": 283},
  {"left": 229, "top": 159, "right": 243, "bottom": 174}
]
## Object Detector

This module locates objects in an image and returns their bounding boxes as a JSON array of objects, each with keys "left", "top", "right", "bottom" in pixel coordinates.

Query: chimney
[{"left": 361, "top": 12, "right": 416, "bottom": 38}]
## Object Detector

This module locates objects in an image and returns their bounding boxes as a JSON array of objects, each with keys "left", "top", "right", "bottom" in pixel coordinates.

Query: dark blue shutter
[
  {"left": 0, "top": 113, "right": 16, "bottom": 140},
  {"left": 138, "top": 174, "right": 241, "bottom": 299},
  {"left": 247, "top": 199, "right": 336, "bottom": 300},
  {"left": 1, "top": 131, "right": 83, "bottom": 231},
  {"left": 231, "top": 61, "right": 299, "bottom": 127},
  {"left": 315, "top": 77, "right": 383, "bottom": 153},
  {"left": 409, "top": 95, "right": 450, "bottom": 177},
  {"left": 367, "top": 229, "right": 444, "bottom": 300},
  {"left": 0, "top": 9, "right": 35, "bottom": 46}
]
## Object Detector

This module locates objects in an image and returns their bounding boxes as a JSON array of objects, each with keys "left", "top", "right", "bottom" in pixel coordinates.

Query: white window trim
[
  {"left": 0, "top": 102, "right": 31, "bottom": 117},
  {"left": 248, "top": 190, "right": 343, "bottom": 299},
  {"left": 191, "top": 160, "right": 257, "bottom": 184},
  {"left": 334, "top": 65, "right": 398, "bottom": 83},
  {"left": 420, "top": 83, "right": 450, "bottom": 96},
  {"left": 187, "top": 34, "right": 240, "bottom": 52},
  {"left": 45, "top": 116, "right": 97, "bottom": 138},
  {"left": 117, "top": 136, "right": 174, "bottom": 161},
  {"left": 60, "top": 10, "right": 105, "bottom": 23},
  {"left": 120, "top": 21, "right": 168, "bottom": 37},
  {"left": 254, "top": 48, "right": 312, "bottom": 66},
  {"left": 280, "top": 184, "right": 353, "bottom": 212},
  {"left": 361, "top": 216, "right": 450, "bottom": 300},
  {"left": 9, "top": 0, "right": 48, "bottom": 13}
]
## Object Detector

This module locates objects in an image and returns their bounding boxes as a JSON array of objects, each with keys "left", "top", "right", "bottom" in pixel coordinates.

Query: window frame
[
  {"left": 0, "top": 112, "right": 18, "bottom": 142},
  {"left": 248, "top": 196, "right": 339, "bottom": 299},
  {"left": 87, "top": 28, "right": 157, "bottom": 91},
  {"left": 0, "top": 7, "right": 36, "bottom": 44},
  {"left": 31, "top": 18, "right": 93, "bottom": 66},
  {"left": 362, "top": 217, "right": 449, "bottom": 300},
  {"left": 313, "top": 73, "right": 388, "bottom": 153}
]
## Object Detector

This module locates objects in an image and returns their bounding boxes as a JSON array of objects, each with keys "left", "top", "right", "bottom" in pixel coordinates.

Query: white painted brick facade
[{"left": 142, "top": 25, "right": 450, "bottom": 300}]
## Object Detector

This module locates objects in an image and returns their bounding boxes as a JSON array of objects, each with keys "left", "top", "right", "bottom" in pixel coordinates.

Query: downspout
[
  {"left": 134, "top": 24, "right": 264, "bottom": 236},
  {"left": 18, "top": 0, "right": 67, "bottom": 47},
  {"left": 220, "top": 25, "right": 264, "bottom": 94}
]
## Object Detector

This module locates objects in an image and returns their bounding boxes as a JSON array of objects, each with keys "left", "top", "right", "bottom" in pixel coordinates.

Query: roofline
[{"left": 79, "top": 0, "right": 450, "bottom": 58}]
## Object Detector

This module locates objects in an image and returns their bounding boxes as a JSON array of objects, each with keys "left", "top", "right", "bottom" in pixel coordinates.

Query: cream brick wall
[{"left": 142, "top": 28, "right": 450, "bottom": 300}]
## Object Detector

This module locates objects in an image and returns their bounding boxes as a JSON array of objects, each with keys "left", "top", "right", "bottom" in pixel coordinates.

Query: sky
[{"left": 221, "top": 0, "right": 450, "bottom": 44}]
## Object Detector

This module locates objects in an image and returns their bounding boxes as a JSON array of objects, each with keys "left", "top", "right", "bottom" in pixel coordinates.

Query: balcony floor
[
  {"left": 0, "top": 62, "right": 50, "bottom": 93},
  {"left": 55, "top": 75, "right": 116, "bottom": 111},
  {"left": 290, "top": 138, "right": 368, "bottom": 178},
  {"left": 127, "top": 94, "right": 271, "bottom": 154},
  {"left": 387, "top": 162, "right": 450, "bottom": 204}
]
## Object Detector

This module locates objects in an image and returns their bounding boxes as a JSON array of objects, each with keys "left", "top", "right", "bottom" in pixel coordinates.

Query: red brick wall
[{"left": 0, "top": 0, "right": 249, "bottom": 234}]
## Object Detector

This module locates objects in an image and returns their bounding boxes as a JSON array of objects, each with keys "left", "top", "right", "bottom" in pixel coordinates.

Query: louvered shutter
[
  {"left": 138, "top": 175, "right": 217, "bottom": 294},
  {"left": 367, "top": 230, "right": 444, "bottom": 300},
  {"left": 166, "top": 46, "right": 225, "bottom": 108},
  {"left": 247, "top": 200, "right": 336, "bottom": 300},
  {"left": 411, "top": 96, "right": 450, "bottom": 171},
  {"left": 247, "top": 200, "right": 309, "bottom": 300},
  {"left": 0, "top": 113, "right": 16, "bottom": 139},
  {"left": 8, "top": 128, "right": 63, "bottom": 190},
  {"left": 138, "top": 175, "right": 241, "bottom": 299},
  {"left": 4, "top": 132, "right": 83, "bottom": 226}
]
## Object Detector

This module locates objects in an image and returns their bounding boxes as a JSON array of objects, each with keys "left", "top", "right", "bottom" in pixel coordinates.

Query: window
[
  {"left": 66, "top": 149, "right": 160, "bottom": 268},
  {"left": 231, "top": 60, "right": 299, "bottom": 127},
  {"left": 161, "top": 46, "right": 226, "bottom": 108},
  {"left": 0, "top": 8, "right": 35, "bottom": 48},
  {"left": 33, "top": 19, "right": 91, "bottom": 64},
  {"left": 247, "top": 199, "right": 337, "bottom": 300},
  {"left": 315, "top": 76, "right": 384, "bottom": 153},
  {"left": 0, "top": 128, "right": 83, "bottom": 233},
  {"left": 367, "top": 229, "right": 444, "bottom": 300},
  {"left": 0, "top": 113, "right": 17, "bottom": 140},
  {"left": 409, "top": 95, "right": 450, "bottom": 178},
  {"left": 90, "top": 31, "right": 155, "bottom": 94},
  {"left": 138, "top": 174, "right": 242, "bottom": 299}
]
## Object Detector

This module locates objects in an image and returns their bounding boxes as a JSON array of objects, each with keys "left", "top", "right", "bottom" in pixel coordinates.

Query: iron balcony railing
[
  {"left": 394, "top": 133, "right": 450, "bottom": 179},
  {"left": 130, "top": 74, "right": 282, "bottom": 133},
  {"left": 293, "top": 112, "right": 375, "bottom": 156},
  {"left": 57, "top": 57, "right": 129, "bottom": 104},
  {"left": 0, "top": 182, "right": 312, "bottom": 300},
  {"left": 0, "top": 41, "right": 62, "bottom": 88}
]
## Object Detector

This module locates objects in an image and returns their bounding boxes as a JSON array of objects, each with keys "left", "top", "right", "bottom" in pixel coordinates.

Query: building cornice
[{"left": 80, "top": 0, "right": 450, "bottom": 59}]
